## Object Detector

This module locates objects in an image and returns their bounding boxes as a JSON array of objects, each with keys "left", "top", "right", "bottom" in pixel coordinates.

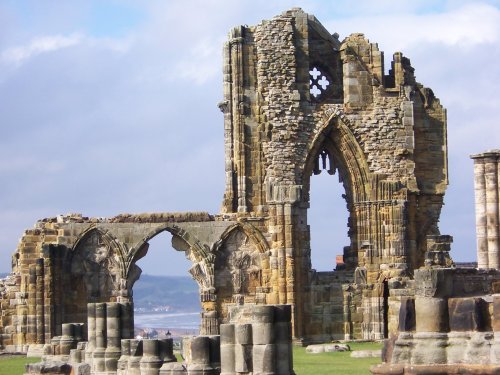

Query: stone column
[
  {"left": 473, "top": 158, "right": 488, "bottom": 268},
  {"left": 472, "top": 150, "right": 500, "bottom": 269},
  {"left": 140, "top": 339, "right": 163, "bottom": 375},
  {"left": 117, "top": 339, "right": 131, "bottom": 375},
  {"left": 59, "top": 323, "right": 77, "bottom": 355},
  {"left": 27, "top": 264, "right": 37, "bottom": 344},
  {"left": 93, "top": 302, "right": 107, "bottom": 372},
  {"left": 35, "top": 258, "right": 45, "bottom": 344},
  {"left": 221, "top": 304, "right": 294, "bottom": 375},
  {"left": 485, "top": 157, "right": 500, "bottom": 268},
  {"left": 128, "top": 339, "right": 143, "bottom": 375},
  {"left": 105, "top": 302, "right": 122, "bottom": 372},
  {"left": 120, "top": 302, "right": 134, "bottom": 340},
  {"left": 220, "top": 324, "right": 235, "bottom": 375},
  {"left": 86, "top": 303, "right": 96, "bottom": 360}
]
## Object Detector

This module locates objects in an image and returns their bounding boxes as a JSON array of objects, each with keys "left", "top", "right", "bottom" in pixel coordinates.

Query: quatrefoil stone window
[{"left": 309, "top": 67, "right": 330, "bottom": 98}]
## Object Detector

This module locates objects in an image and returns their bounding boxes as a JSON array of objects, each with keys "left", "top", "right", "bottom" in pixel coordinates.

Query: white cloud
[
  {"left": 328, "top": 3, "right": 500, "bottom": 53},
  {"left": 1, "top": 33, "right": 84, "bottom": 65}
]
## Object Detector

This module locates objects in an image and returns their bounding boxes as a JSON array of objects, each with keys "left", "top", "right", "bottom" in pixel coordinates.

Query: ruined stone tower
[
  {"left": 0, "top": 8, "right": 450, "bottom": 352},
  {"left": 218, "top": 8, "right": 448, "bottom": 341}
]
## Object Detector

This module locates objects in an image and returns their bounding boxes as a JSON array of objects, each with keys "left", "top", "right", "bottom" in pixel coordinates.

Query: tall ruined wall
[
  {"left": 0, "top": 213, "right": 239, "bottom": 350},
  {"left": 219, "top": 8, "right": 448, "bottom": 341}
]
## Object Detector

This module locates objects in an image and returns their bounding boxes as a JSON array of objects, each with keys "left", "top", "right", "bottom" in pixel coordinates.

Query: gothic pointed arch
[
  {"left": 214, "top": 224, "right": 268, "bottom": 322},
  {"left": 126, "top": 224, "right": 214, "bottom": 289},
  {"left": 216, "top": 222, "right": 271, "bottom": 254},
  {"left": 303, "top": 111, "right": 372, "bottom": 205},
  {"left": 61, "top": 226, "right": 128, "bottom": 325}
]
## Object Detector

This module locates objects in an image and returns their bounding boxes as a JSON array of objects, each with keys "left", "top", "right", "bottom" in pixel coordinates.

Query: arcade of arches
[{"left": 1, "top": 8, "right": 453, "bottom": 350}]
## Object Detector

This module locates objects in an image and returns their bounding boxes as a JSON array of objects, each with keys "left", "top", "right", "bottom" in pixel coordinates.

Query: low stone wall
[{"left": 375, "top": 267, "right": 500, "bottom": 373}]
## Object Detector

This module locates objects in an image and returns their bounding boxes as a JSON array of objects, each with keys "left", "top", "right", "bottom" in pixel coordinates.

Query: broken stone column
[
  {"left": 93, "top": 302, "right": 107, "bottom": 372},
  {"left": 117, "top": 339, "right": 131, "bottom": 375},
  {"left": 411, "top": 268, "right": 453, "bottom": 365},
  {"left": 220, "top": 304, "right": 293, "bottom": 375},
  {"left": 59, "top": 323, "right": 78, "bottom": 355},
  {"left": 182, "top": 335, "right": 218, "bottom": 375},
  {"left": 86, "top": 303, "right": 96, "bottom": 359},
  {"left": 140, "top": 339, "right": 163, "bottom": 375},
  {"left": 120, "top": 302, "right": 134, "bottom": 340},
  {"left": 472, "top": 150, "right": 500, "bottom": 269},
  {"left": 105, "top": 302, "right": 122, "bottom": 372},
  {"left": 128, "top": 339, "right": 144, "bottom": 375}
]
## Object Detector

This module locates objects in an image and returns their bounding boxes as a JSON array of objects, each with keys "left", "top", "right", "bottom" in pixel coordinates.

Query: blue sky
[{"left": 1, "top": 0, "right": 499, "bottom": 275}]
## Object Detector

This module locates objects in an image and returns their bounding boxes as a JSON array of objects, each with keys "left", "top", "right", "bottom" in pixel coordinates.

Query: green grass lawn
[
  {"left": 0, "top": 342, "right": 382, "bottom": 375},
  {"left": 293, "top": 342, "right": 382, "bottom": 375},
  {"left": 0, "top": 356, "right": 40, "bottom": 375}
]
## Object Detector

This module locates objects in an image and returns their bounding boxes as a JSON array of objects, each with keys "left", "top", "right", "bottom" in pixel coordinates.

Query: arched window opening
[
  {"left": 132, "top": 232, "right": 201, "bottom": 339},
  {"left": 309, "top": 153, "right": 350, "bottom": 272}
]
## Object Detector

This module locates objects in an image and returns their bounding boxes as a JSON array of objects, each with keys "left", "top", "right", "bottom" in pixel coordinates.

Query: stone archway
[
  {"left": 301, "top": 113, "right": 372, "bottom": 270},
  {"left": 213, "top": 223, "right": 271, "bottom": 324},
  {"left": 126, "top": 224, "right": 218, "bottom": 335},
  {"left": 62, "top": 228, "right": 128, "bottom": 332}
]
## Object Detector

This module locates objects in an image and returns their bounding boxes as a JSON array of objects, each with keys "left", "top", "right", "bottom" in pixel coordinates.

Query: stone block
[
  {"left": 411, "top": 332, "right": 448, "bottom": 365},
  {"left": 398, "top": 297, "right": 416, "bottom": 332},
  {"left": 252, "top": 305, "right": 275, "bottom": 323},
  {"left": 252, "top": 322, "right": 274, "bottom": 344},
  {"left": 159, "top": 362, "right": 187, "bottom": 375},
  {"left": 220, "top": 344, "right": 235, "bottom": 374},
  {"left": 414, "top": 267, "right": 453, "bottom": 298},
  {"left": 189, "top": 336, "right": 211, "bottom": 365},
  {"left": 448, "top": 297, "right": 485, "bottom": 332},
  {"left": 415, "top": 297, "right": 448, "bottom": 332},
  {"left": 235, "top": 324, "right": 252, "bottom": 345},
  {"left": 220, "top": 324, "right": 235, "bottom": 344},
  {"left": 493, "top": 294, "right": 500, "bottom": 332},
  {"left": 234, "top": 344, "right": 252, "bottom": 373},
  {"left": 252, "top": 344, "right": 276, "bottom": 373}
]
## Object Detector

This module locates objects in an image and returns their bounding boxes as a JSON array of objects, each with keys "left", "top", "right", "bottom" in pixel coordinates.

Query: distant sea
[{"left": 134, "top": 311, "right": 200, "bottom": 331}]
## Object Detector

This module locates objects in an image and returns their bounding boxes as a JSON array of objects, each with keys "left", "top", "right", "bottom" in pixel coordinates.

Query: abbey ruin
[{"left": 1, "top": 8, "right": 500, "bottom": 375}]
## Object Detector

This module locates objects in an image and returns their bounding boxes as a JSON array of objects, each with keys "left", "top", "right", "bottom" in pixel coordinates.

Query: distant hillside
[
  {"left": 132, "top": 274, "right": 200, "bottom": 312},
  {"left": 0, "top": 273, "right": 8, "bottom": 279}
]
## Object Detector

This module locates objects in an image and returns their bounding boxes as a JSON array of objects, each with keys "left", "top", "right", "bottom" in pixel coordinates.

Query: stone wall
[
  {"left": 219, "top": 8, "right": 448, "bottom": 341},
  {"left": 1, "top": 7, "right": 451, "bottom": 352},
  {"left": 373, "top": 267, "right": 500, "bottom": 373}
]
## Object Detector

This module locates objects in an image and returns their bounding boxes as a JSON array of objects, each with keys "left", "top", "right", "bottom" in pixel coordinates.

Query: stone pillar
[
  {"left": 86, "top": 303, "right": 96, "bottom": 359},
  {"left": 158, "top": 338, "right": 176, "bottom": 363},
  {"left": 140, "top": 339, "right": 163, "bottom": 375},
  {"left": 59, "top": 323, "right": 77, "bottom": 355},
  {"left": 274, "top": 305, "right": 293, "bottom": 375},
  {"left": 220, "top": 324, "right": 235, "bottom": 375},
  {"left": 93, "top": 302, "right": 107, "bottom": 372},
  {"left": 474, "top": 157, "right": 488, "bottom": 268},
  {"left": 117, "top": 339, "right": 131, "bottom": 375},
  {"left": 128, "top": 339, "right": 143, "bottom": 375},
  {"left": 486, "top": 157, "right": 500, "bottom": 268},
  {"left": 120, "top": 302, "right": 134, "bottom": 340},
  {"left": 27, "top": 264, "right": 37, "bottom": 344},
  {"left": 472, "top": 150, "right": 500, "bottom": 269},
  {"left": 35, "top": 258, "right": 45, "bottom": 344},
  {"left": 105, "top": 302, "right": 122, "bottom": 372},
  {"left": 220, "top": 304, "right": 293, "bottom": 375}
]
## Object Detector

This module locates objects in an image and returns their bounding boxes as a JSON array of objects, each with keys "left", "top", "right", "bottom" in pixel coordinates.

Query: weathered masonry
[{"left": 1, "top": 8, "right": 451, "bottom": 353}]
